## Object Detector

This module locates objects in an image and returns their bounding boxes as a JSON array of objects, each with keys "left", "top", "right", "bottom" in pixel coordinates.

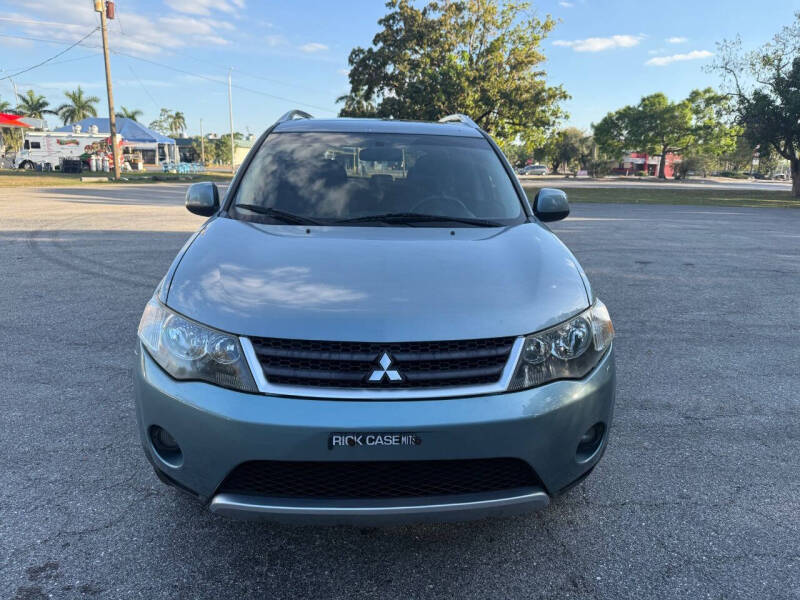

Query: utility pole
[
  {"left": 199, "top": 118, "right": 205, "bottom": 166},
  {"left": 96, "top": 0, "right": 120, "bottom": 180},
  {"left": 10, "top": 78, "right": 20, "bottom": 106},
  {"left": 228, "top": 68, "right": 235, "bottom": 173}
]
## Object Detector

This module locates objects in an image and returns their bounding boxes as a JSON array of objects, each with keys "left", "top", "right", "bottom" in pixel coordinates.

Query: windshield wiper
[
  {"left": 336, "top": 213, "right": 503, "bottom": 227},
  {"left": 235, "top": 204, "right": 322, "bottom": 225}
]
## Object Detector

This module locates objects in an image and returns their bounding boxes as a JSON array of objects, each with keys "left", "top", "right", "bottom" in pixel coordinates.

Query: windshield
[{"left": 230, "top": 132, "right": 525, "bottom": 227}]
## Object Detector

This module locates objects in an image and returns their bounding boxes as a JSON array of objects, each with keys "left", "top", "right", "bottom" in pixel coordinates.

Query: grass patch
[
  {"left": 523, "top": 185, "right": 798, "bottom": 208},
  {"left": 0, "top": 169, "right": 234, "bottom": 188}
]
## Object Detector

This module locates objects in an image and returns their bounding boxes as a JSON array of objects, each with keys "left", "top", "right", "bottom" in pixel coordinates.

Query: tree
[
  {"left": 148, "top": 108, "right": 174, "bottom": 135},
  {"left": 191, "top": 136, "right": 214, "bottom": 165},
  {"left": 56, "top": 86, "right": 99, "bottom": 125},
  {"left": 16, "top": 90, "right": 54, "bottom": 119},
  {"left": 718, "top": 135, "right": 756, "bottom": 172},
  {"left": 544, "top": 128, "right": 593, "bottom": 174},
  {"left": 148, "top": 109, "right": 186, "bottom": 137},
  {"left": 335, "top": 87, "right": 377, "bottom": 117},
  {"left": 0, "top": 95, "right": 21, "bottom": 153},
  {"left": 169, "top": 111, "right": 187, "bottom": 137},
  {"left": 756, "top": 148, "right": 787, "bottom": 177},
  {"left": 674, "top": 153, "right": 714, "bottom": 179},
  {"left": 338, "top": 0, "right": 568, "bottom": 146},
  {"left": 116, "top": 106, "right": 143, "bottom": 121},
  {"left": 499, "top": 141, "right": 530, "bottom": 168},
  {"left": 211, "top": 137, "right": 231, "bottom": 165},
  {"left": 710, "top": 12, "right": 800, "bottom": 196},
  {"left": 593, "top": 89, "right": 736, "bottom": 178}
]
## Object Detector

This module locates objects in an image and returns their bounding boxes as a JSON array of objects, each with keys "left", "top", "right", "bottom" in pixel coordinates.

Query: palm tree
[
  {"left": 0, "top": 96, "right": 12, "bottom": 113},
  {"left": 169, "top": 111, "right": 187, "bottom": 136},
  {"left": 116, "top": 106, "right": 143, "bottom": 122},
  {"left": 56, "top": 86, "right": 100, "bottom": 125},
  {"left": 336, "top": 88, "right": 377, "bottom": 117},
  {"left": 16, "top": 90, "right": 55, "bottom": 119}
]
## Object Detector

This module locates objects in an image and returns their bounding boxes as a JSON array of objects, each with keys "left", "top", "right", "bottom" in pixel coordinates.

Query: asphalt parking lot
[{"left": 1, "top": 184, "right": 798, "bottom": 599}]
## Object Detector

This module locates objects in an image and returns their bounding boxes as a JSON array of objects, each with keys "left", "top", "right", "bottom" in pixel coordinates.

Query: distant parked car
[
  {"left": 773, "top": 173, "right": 787, "bottom": 180},
  {"left": 518, "top": 164, "right": 548, "bottom": 176}
]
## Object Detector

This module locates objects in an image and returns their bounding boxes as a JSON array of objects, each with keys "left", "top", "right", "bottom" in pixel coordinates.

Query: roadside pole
[
  {"left": 199, "top": 118, "right": 205, "bottom": 166},
  {"left": 228, "top": 68, "right": 235, "bottom": 174},
  {"left": 10, "top": 78, "right": 20, "bottom": 106},
  {"left": 96, "top": 0, "right": 120, "bottom": 180}
]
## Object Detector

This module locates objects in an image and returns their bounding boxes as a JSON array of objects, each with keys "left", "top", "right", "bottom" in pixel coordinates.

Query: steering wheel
[{"left": 410, "top": 193, "right": 475, "bottom": 217}]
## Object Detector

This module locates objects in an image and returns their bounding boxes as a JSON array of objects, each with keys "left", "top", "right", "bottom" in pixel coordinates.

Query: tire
[{"left": 19, "top": 161, "right": 34, "bottom": 170}]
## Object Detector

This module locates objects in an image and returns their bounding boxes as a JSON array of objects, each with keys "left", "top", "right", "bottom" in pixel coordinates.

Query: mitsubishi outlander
[{"left": 134, "top": 112, "right": 615, "bottom": 524}]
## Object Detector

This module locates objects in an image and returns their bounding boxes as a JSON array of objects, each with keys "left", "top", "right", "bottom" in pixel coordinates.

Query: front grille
[
  {"left": 217, "top": 459, "right": 541, "bottom": 499},
  {"left": 249, "top": 336, "right": 516, "bottom": 389}
]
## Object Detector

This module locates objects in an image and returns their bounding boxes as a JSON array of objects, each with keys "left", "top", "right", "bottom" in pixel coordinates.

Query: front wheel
[{"left": 19, "top": 161, "right": 34, "bottom": 170}]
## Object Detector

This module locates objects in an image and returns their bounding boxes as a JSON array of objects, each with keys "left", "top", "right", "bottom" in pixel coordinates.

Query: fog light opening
[
  {"left": 149, "top": 425, "right": 183, "bottom": 467},
  {"left": 576, "top": 422, "right": 605, "bottom": 462}
]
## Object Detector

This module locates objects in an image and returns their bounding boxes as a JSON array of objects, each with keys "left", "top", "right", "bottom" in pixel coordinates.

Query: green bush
[
  {"left": 635, "top": 170, "right": 648, "bottom": 177},
  {"left": 587, "top": 159, "right": 615, "bottom": 178}
]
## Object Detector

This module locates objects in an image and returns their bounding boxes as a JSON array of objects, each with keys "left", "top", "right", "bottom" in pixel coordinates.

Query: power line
[
  {"left": 5, "top": 53, "right": 102, "bottom": 72},
  {"left": 126, "top": 62, "right": 160, "bottom": 110},
  {"left": 0, "top": 16, "right": 84, "bottom": 27},
  {"left": 1, "top": 24, "right": 324, "bottom": 97},
  {"left": 0, "top": 32, "right": 99, "bottom": 47},
  {"left": 111, "top": 50, "right": 335, "bottom": 114},
  {"left": 0, "top": 28, "right": 99, "bottom": 81},
  {"left": 0, "top": 31, "right": 336, "bottom": 114}
]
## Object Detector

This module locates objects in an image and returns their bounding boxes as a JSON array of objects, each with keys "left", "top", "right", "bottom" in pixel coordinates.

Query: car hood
[{"left": 166, "top": 217, "right": 590, "bottom": 341}]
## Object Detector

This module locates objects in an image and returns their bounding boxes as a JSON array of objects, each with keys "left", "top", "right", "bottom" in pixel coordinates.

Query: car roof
[{"left": 273, "top": 117, "right": 484, "bottom": 138}]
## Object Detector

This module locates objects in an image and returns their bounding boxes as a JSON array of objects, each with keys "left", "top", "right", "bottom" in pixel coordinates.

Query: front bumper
[{"left": 134, "top": 344, "right": 615, "bottom": 524}]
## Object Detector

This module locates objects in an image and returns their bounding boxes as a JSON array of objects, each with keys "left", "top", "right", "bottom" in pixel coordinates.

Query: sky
[{"left": 0, "top": 0, "right": 798, "bottom": 136}]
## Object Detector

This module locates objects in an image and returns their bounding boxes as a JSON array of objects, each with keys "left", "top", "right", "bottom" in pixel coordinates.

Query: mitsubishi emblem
[{"left": 368, "top": 352, "right": 402, "bottom": 383}]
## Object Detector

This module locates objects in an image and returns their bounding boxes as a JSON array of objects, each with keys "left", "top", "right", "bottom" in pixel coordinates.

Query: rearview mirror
[
  {"left": 533, "top": 188, "right": 569, "bottom": 222},
  {"left": 185, "top": 182, "right": 220, "bottom": 217}
]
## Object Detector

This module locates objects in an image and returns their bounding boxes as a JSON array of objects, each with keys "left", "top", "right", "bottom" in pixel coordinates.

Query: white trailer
[{"left": 13, "top": 128, "right": 121, "bottom": 170}]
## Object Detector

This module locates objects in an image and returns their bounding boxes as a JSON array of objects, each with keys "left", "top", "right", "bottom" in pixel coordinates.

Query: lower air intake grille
[
  {"left": 249, "top": 336, "right": 516, "bottom": 389},
  {"left": 217, "top": 458, "right": 541, "bottom": 499}
]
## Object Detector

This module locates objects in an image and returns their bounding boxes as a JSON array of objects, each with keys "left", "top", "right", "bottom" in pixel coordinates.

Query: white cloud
[
  {"left": 4, "top": 0, "right": 237, "bottom": 56},
  {"left": 159, "top": 16, "right": 227, "bottom": 36},
  {"left": 264, "top": 34, "right": 287, "bottom": 47},
  {"left": 558, "top": 1, "right": 574, "bottom": 6},
  {"left": 116, "top": 79, "right": 176, "bottom": 88},
  {"left": 164, "top": 0, "right": 243, "bottom": 15},
  {"left": 666, "top": 36, "right": 688, "bottom": 44},
  {"left": 645, "top": 50, "right": 713, "bottom": 66},
  {"left": 31, "top": 81, "right": 104, "bottom": 90},
  {"left": 553, "top": 35, "right": 643, "bottom": 52},
  {"left": 299, "top": 42, "right": 328, "bottom": 53},
  {"left": 0, "top": 35, "right": 34, "bottom": 49}
]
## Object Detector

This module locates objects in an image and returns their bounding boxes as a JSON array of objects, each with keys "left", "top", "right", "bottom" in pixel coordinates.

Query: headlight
[
  {"left": 137, "top": 297, "right": 258, "bottom": 392},
  {"left": 508, "top": 299, "right": 614, "bottom": 391}
]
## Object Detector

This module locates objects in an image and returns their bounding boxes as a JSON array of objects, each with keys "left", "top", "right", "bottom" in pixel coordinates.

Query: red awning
[{"left": 0, "top": 113, "right": 31, "bottom": 128}]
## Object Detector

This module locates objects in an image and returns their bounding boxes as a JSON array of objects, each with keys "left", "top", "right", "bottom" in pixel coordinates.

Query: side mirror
[
  {"left": 533, "top": 188, "right": 569, "bottom": 222},
  {"left": 185, "top": 182, "right": 220, "bottom": 216}
]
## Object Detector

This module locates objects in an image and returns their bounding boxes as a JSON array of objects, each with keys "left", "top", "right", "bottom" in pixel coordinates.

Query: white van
[{"left": 14, "top": 129, "right": 120, "bottom": 170}]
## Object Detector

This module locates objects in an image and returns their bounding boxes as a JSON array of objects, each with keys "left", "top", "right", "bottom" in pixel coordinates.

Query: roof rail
[
  {"left": 438, "top": 113, "right": 480, "bottom": 129},
  {"left": 276, "top": 110, "right": 314, "bottom": 124}
]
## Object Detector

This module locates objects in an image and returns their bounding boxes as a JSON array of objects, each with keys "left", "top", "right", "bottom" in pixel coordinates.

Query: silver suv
[{"left": 134, "top": 112, "right": 615, "bottom": 524}]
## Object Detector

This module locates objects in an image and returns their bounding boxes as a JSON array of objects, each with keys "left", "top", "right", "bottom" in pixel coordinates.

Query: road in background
[
  {"left": 519, "top": 175, "right": 792, "bottom": 192},
  {"left": 1, "top": 185, "right": 798, "bottom": 599}
]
